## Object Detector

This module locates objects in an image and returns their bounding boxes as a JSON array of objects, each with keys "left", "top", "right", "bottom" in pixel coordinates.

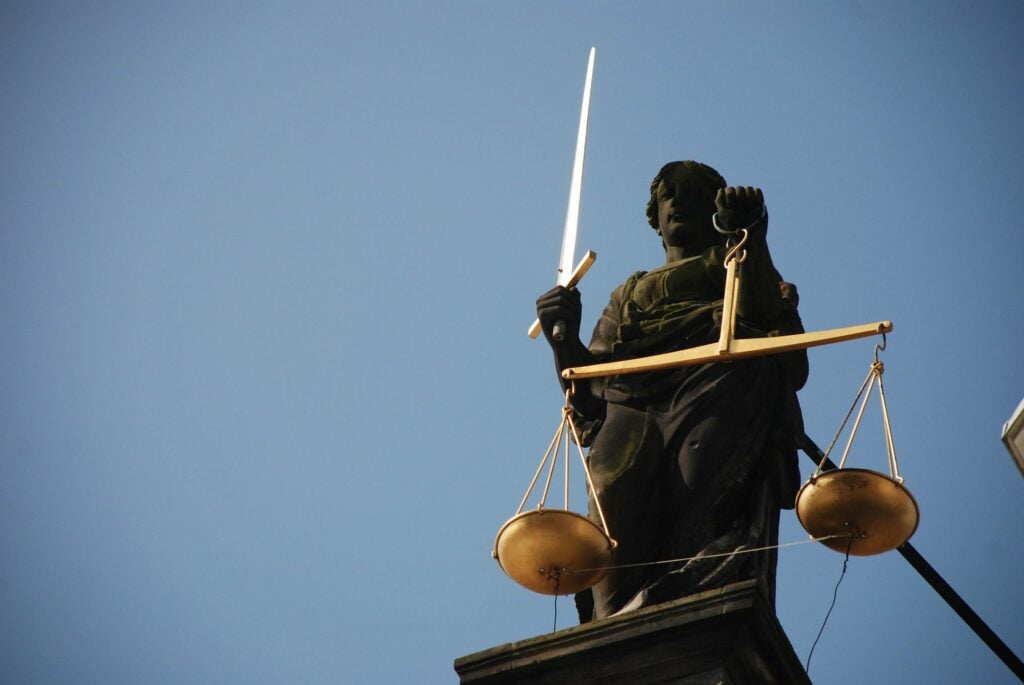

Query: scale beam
[{"left": 562, "top": 321, "right": 893, "bottom": 380}]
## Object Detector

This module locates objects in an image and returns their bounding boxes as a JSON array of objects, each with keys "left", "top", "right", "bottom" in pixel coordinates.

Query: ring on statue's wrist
[{"left": 712, "top": 205, "right": 767, "bottom": 235}]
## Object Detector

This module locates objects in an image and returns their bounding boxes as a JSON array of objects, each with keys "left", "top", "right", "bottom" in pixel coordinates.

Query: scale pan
[
  {"left": 493, "top": 510, "right": 614, "bottom": 595},
  {"left": 796, "top": 468, "right": 919, "bottom": 556}
]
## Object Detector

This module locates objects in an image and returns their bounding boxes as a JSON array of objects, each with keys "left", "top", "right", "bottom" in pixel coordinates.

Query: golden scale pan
[
  {"left": 494, "top": 510, "right": 613, "bottom": 595},
  {"left": 492, "top": 393, "right": 616, "bottom": 595},
  {"left": 497, "top": 228, "right": 919, "bottom": 595},
  {"left": 796, "top": 468, "right": 918, "bottom": 556},
  {"left": 795, "top": 347, "right": 919, "bottom": 556}
]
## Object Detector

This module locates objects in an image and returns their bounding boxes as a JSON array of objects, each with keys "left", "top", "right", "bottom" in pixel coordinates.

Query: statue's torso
[{"left": 627, "top": 253, "right": 724, "bottom": 311}]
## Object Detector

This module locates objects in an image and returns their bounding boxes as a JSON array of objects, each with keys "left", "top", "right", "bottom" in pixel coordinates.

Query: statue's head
[
  {"left": 646, "top": 161, "right": 727, "bottom": 254},
  {"left": 646, "top": 161, "right": 726, "bottom": 229}
]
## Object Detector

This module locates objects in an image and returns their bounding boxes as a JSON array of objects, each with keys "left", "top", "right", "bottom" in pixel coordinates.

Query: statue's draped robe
[{"left": 576, "top": 238, "right": 806, "bottom": 621}]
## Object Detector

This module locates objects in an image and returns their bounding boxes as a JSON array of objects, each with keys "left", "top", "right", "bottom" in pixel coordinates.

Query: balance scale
[{"left": 494, "top": 229, "right": 919, "bottom": 594}]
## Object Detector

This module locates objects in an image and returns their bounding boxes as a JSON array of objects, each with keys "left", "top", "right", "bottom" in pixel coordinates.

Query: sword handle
[{"left": 527, "top": 250, "right": 597, "bottom": 339}]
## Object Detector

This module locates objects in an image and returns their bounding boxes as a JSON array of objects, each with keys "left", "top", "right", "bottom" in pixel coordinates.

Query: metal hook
[
  {"left": 723, "top": 228, "right": 750, "bottom": 265},
  {"left": 874, "top": 332, "right": 887, "bottom": 363}
]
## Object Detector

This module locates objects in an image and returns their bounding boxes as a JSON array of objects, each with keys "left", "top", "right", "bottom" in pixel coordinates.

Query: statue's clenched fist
[
  {"left": 715, "top": 186, "right": 764, "bottom": 232},
  {"left": 535, "top": 285, "right": 582, "bottom": 346}
]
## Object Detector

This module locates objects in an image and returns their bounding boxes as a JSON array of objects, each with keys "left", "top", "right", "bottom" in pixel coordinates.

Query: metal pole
[{"left": 797, "top": 433, "right": 1024, "bottom": 682}]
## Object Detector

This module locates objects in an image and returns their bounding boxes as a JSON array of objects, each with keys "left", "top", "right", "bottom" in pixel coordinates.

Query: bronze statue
[{"left": 536, "top": 161, "right": 808, "bottom": 622}]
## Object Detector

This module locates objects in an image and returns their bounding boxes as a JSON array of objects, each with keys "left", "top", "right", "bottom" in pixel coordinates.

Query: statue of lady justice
[{"left": 535, "top": 161, "right": 808, "bottom": 622}]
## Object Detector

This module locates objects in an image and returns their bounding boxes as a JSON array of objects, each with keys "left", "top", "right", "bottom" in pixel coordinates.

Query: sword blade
[{"left": 557, "top": 47, "right": 595, "bottom": 285}]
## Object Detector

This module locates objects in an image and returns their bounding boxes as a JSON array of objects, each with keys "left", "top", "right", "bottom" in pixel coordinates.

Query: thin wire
[
  {"left": 552, "top": 574, "right": 560, "bottom": 633},
  {"left": 837, "top": 371, "right": 877, "bottom": 470},
  {"left": 816, "top": 365, "right": 875, "bottom": 476},
  {"left": 805, "top": 535, "right": 854, "bottom": 674},
  {"left": 538, "top": 415, "right": 564, "bottom": 509},
  {"left": 562, "top": 390, "right": 573, "bottom": 509},
  {"left": 566, "top": 409, "right": 614, "bottom": 539},
  {"left": 567, "top": 534, "right": 849, "bottom": 575},
  {"left": 515, "top": 416, "right": 565, "bottom": 515},
  {"left": 876, "top": 371, "right": 902, "bottom": 481}
]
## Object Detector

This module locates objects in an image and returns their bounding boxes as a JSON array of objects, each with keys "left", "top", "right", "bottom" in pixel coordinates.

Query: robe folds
[{"left": 574, "top": 237, "right": 807, "bottom": 621}]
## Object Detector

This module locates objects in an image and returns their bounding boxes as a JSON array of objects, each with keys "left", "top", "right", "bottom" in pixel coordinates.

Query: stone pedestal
[{"left": 454, "top": 579, "right": 810, "bottom": 684}]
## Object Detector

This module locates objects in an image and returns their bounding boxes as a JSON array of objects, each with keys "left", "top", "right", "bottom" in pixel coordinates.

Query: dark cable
[
  {"left": 806, "top": 535, "right": 854, "bottom": 674},
  {"left": 552, "top": 574, "right": 560, "bottom": 633}
]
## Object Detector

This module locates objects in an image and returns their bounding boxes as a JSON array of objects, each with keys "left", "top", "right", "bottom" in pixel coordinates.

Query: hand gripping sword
[{"left": 528, "top": 47, "right": 597, "bottom": 341}]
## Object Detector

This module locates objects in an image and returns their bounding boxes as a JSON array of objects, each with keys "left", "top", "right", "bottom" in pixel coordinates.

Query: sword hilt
[{"left": 527, "top": 250, "right": 597, "bottom": 340}]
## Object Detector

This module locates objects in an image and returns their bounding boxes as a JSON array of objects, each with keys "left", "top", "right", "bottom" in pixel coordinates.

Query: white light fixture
[{"left": 1001, "top": 397, "right": 1024, "bottom": 477}]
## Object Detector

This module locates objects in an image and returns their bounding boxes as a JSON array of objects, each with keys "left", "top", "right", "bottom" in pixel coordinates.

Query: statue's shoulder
[{"left": 609, "top": 270, "right": 648, "bottom": 303}]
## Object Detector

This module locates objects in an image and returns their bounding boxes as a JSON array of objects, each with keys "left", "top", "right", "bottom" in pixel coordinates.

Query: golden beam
[{"left": 562, "top": 321, "right": 893, "bottom": 380}]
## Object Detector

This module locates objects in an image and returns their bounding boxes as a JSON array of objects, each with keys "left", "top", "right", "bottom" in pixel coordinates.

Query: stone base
[{"left": 454, "top": 580, "right": 810, "bottom": 684}]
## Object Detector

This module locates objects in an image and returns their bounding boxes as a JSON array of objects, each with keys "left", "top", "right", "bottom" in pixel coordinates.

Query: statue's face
[{"left": 656, "top": 166, "right": 718, "bottom": 253}]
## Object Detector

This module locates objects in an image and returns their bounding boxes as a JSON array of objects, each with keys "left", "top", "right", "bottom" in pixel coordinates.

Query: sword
[{"left": 528, "top": 47, "right": 597, "bottom": 340}]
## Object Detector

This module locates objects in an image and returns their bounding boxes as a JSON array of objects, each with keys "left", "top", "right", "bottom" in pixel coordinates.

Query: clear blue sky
[{"left": 3, "top": 2, "right": 1023, "bottom": 683}]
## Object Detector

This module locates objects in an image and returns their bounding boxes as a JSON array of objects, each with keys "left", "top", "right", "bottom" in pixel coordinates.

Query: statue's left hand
[{"left": 715, "top": 186, "right": 765, "bottom": 232}]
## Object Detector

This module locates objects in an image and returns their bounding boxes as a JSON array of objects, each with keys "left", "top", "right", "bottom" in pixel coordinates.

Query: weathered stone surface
[{"left": 454, "top": 579, "right": 810, "bottom": 684}]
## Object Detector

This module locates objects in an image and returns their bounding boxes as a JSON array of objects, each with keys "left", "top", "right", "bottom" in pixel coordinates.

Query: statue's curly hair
[{"left": 645, "top": 161, "right": 727, "bottom": 230}]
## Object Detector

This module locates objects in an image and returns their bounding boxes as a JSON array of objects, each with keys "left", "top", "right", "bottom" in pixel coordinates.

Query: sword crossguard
[{"left": 528, "top": 251, "right": 597, "bottom": 340}]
